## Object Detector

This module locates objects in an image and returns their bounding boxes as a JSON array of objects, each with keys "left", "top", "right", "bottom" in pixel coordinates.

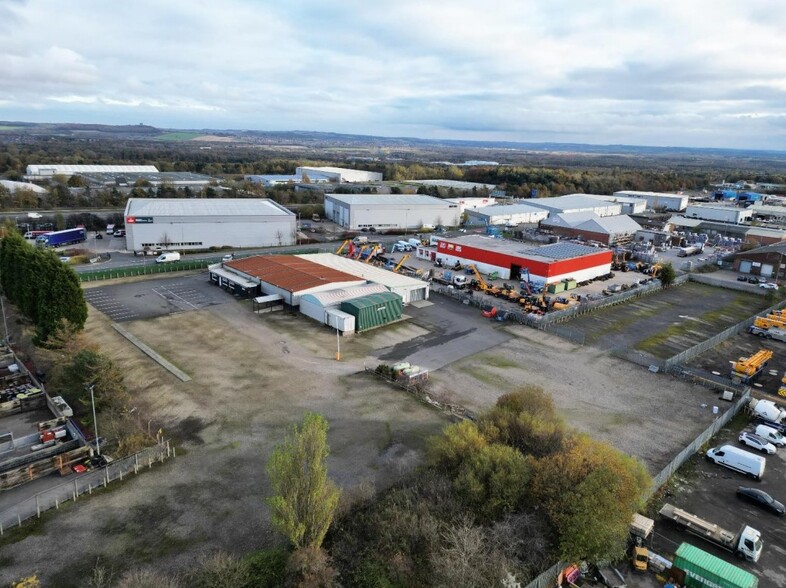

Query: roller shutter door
[{"left": 739, "top": 260, "right": 752, "bottom": 273}]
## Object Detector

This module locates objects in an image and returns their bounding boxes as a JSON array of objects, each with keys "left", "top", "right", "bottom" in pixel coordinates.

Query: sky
[{"left": 2, "top": 0, "right": 786, "bottom": 150}]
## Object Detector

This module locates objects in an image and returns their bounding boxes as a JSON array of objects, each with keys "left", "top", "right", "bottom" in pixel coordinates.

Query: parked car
[
  {"left": 748, "top": 277, "right": 759, "bottom": 284},
  {"left": 113, "top": 229, "right": 126, "bottom": 237},
  {"left": 755, "top": 424, "right": 786, "bottom": 447},
  {"left": 222, "top": 253, "right": 234, "bottom": 262},
  {"left": 739, "top": 431, "right": 777, "bottom": 454},
  {"left": 736, "top": 486, "right": 785, "bottom": 516},
  {"left": 737, "top": 275, "right": 748, "bottom": 282},
  {"left": 759, "top": 282, "right": 779, "bottom": 290}
]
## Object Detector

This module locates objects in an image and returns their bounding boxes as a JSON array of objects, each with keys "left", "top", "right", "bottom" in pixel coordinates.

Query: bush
[
  {"left": 115, "top": 569, "right": 180, "bottom": 588},
  {"left": 244, "top": 547, "right": 289, "bottom": 588},
  {"left": 285, "top": 547, "right": 339, "bottom": 588},
  {"left": 191, "top": 551, "right": 249, "bottom": 588}
]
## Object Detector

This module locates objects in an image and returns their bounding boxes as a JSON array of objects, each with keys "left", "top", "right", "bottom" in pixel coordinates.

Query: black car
[
  {"left": 736, "top": 486, "right": 786, "bottom": 516},
  {"left": 748, "top": 276, "right": 759, "bottom": 284},
  {"left": 737, "top": 275, "right": 748, "bottom": 281}
]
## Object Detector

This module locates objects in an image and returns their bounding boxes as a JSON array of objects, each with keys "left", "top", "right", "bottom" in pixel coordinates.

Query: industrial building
[
  {"left": 406, "top": 180, "right": 496, "bottom": 192},
  {"left": 584, "top": 194, "right": 648, "bottom": 215},
  {"left": 299, "top": 253, "right": 430, "bottom": 303},
  {"left": 540, "top": 212, "right": 642, "bottom": 246},
  {"left": 443, "top": 197, "right": 497, "bottom": 214},
  {"left": 750, "top": 204, "right": 786, "bottom": 223},
  {"left": 245, "top": 173, "right": 332, "bottom": 187},
  {"left": 435, "top": 235, "right": 612, "bottom": 283},
  {"left": 733, "top": 242, "right": 786, "bottom": 280},
  {"left": 324, "top": 194, "right": 460, "bottom": 230},
  {"left": 124, "top": 198, "right": 296, "bottom": 253},
  {"left": 296, "top": 166, "right": 382, "bottom": 183},
  {"left": 25, "top": 164, "right": 159, "bottom": 178},
  {"left": 685, "top": 204, "right": 753, "bottom": 224},
  {"left": 299, "top": 284, "right": 390, "bottom": 333},
  {"left": 77, "top": 171, "right": 213, "bottom": 188},
  {"left": 613, "top": 191, "right": 689, "bottom": 212},
  {"left": 525, "top": 195, "right": 622, "bottom": 218},
  {"left": 667, "top": 216, "right": 786, "bottom": 246},
  {"left": 464, "top": 203, "right": 549, "bottom": 226},
  {"left": 0, "top": 180, "right": 48, "bottom": 194},
  {"left": 216, "top": 255, "right": 365, "bottom": 305}
]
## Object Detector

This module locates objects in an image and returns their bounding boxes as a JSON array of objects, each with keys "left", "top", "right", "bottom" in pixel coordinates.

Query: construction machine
[
  {"left": 336, "top": 240, "right": 350, "bottom": 255},
  {"left": 354, "top": 245, "right": 368, "bottom": 260},
  {"left": 551, "top": 295, "right": 578, "bottom": 311},
  {"left": 731, "top": 349, "right": 774, "bottom": 383},
  {"left": 754, "top": 315, "right": 786, "bottom": 330},
  {"left": 468, "top": 265, "right": 496, "bottom": 295},
  {"left": 393, "top": 255, "right": 410, "bottom": 273},
  {"left": 363, "top": 244, "right": 383, "bottom": 263}
]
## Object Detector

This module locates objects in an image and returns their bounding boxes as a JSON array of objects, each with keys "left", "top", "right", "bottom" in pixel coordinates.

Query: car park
[
  {"left": 736, "top": 487, "right": 785, "bottom": 516},
  {"left": 738, "top": 431, "right": 776, "bottom": 454}
]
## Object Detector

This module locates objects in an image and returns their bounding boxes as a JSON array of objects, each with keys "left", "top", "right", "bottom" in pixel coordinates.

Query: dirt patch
[
  {"left": 0, "top": 299, "right": 447, "bottom": 586},
  {"left": 429, "top": 326, "right": 720, "bottom": 474}
]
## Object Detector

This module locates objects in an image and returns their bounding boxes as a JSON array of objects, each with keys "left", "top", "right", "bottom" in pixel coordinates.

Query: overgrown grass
[
  {"left": 155, "top": 131, "right": 204, "bottom": 141},
  {"left": 457, "top": 365, "right": 510, "bottom": 387}
]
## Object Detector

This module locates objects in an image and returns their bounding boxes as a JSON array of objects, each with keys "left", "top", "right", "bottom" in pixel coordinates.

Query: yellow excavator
[
  {"left": 336, "top": 240, "right": 350, "bottom": 255},
  {"left": 393, "top": 255, "right": 410, "bottom": 273},
  {"left": 468, "top": 264, "right": 500, "bottom": 296}
]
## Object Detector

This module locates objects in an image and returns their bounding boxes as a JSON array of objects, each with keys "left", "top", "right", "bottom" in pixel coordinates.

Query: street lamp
[{"left": 87, "top": 384, "right": 100, "bottom": 456}]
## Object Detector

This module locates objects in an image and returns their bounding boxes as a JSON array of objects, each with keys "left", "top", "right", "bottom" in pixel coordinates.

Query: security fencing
[
  {"left": 524, "top": 561, "right": 565, "bottom": 588},
  {"left": 0, "top": 439, "right": 173, "bottom": 533},
  {"left": 688, "top": 273, "right": 767, "bottom": 294},
  {"left": 663, "top": 297, "right": 786, "bottom": 369}
]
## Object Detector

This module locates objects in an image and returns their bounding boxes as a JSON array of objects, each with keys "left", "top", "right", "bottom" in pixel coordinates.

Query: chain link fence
[{"left": 0, "top": 440, "right": 172, "bottom": 533}]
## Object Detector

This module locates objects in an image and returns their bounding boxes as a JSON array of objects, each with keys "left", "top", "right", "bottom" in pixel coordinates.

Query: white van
[
  {"left": 106, "top": 224, "right": 116, "bottom": 235},
  {"left": 352, "top": 236, "right": 369, "bottom": 246},
  {"left": 396, "top": 240, "right": 413, "bottom": 251},
  {"left": 155, "top": 252, "right": 181, "bottom": 264},
  {"left": 407, "top": 238, "right": 421, "bottom": 249},
  {"left": 755, "top": 424, "right": 786, "bottom": 447},
  {"left": 706, "top": 444, "right": 766, "bottom": 480}
]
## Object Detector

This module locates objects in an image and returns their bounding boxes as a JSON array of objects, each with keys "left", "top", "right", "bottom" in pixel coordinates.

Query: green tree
[
  {"left": 658, "top": 262, "right": 676, "bottom": 287},
  {"left": 267, "top": 413, "right": 341, "bottom": 550},
  {"left": 35, "top": 254, "right": 88, "bottom": 343}
]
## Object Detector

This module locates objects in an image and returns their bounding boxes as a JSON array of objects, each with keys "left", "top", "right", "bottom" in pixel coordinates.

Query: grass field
[
  {"left": 0, "top": 126, "right": 21, "bottom": 131},
  {"left": 155, "top": 132, "right": 204, "bottom": 141}
]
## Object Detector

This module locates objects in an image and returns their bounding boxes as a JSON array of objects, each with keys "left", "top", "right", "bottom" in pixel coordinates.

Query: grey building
[
  {"left": 324, "top": 194, "right": 460, "bottom": 230},
  {"left": 613, "top": 191, "right": 689, "bottom": 212},
  {"left": 124, "top": 198, "right": 296, "bottom": 253}
]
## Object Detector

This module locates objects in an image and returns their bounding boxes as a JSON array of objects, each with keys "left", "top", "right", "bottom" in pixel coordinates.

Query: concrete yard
[{"left": 550, "top": 282, "right": 770, "bottom": 358}]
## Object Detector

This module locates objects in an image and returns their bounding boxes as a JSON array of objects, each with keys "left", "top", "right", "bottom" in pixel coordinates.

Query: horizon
[{"left": 2, "top": 2, "right": 786, "bottom": 151}]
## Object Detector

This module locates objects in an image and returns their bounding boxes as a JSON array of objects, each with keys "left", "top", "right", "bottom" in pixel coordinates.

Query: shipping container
[
  {"left": 673, "top": 543, "right": 758, "bottom": 588},
  {"left": 340, "top": 292, "right": 403, "bottom": 332}
]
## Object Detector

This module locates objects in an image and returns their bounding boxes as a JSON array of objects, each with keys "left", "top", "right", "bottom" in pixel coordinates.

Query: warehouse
[
  {"left": 245, "top": 173, "right": 332, "bottom": 187},
  {"left": 299, "top": 253, "right": 430, "bottom": 303},
  {"left": 406, "top": 180, "right": 496, "bottom": 192},
  {"left": 733, "top": 242, "right": 786, "bottom": 280},
  {"left": 25, "top": 164, "right": 159, "bottom": 178},
  {"left": 77, "top": 171, "right": 213, "bottom": 188},
  {"left": 324, "top": 194, "right": 460, "bottom": 230},
  {"left": 299, "top": 283, "right": 389, "bottom": 334},
  {"left": 541, "top": 212, "right": 642, "bottom": 246},
  {"left": 435, "top": 235, "right": 612, "bottom": 283},
  {"left": 613, "top": 190, "right": 689, "bottom": 211},
  {"left": 217, "top": 255, "right": 365, "bottom": 305},
  {"left": 341, "top": 292, "right": 403, "bottom": 332},
  {"left": 585, "top": 194, "right": 647, "bottom": 215},
  {"left": 464, "top": 203, "right": 549, "bottom": 226},
  {"left": 443, "top": 197, "right": 497, "bottom": 213},
  {"left": 525, "top": 195, "right": 622, "bottom": 217},
  {"left": 124, "top": 198, "right": 296, "bottom": 253},
  {"left": 685, "top": 204, "right": 752, "bottom": 224},
  {"left": 296, "top": 166, "right": 382, "bottom": 183}
]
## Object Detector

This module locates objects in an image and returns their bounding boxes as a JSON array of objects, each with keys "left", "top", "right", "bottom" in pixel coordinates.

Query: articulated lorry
[
  {"left": 673, "top": 543, "right": 758, "bottom": 588},
  {"left": 35, "top": 228, "right": 86, "bottom": 248},
  {"left": 659, "top": 503, "right": 762, "bottom": 562}
]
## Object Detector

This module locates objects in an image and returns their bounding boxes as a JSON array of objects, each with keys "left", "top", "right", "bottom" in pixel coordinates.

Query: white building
[
  {"left": 324, "top": 194, "right": 459, "bottom": 230},
  {"left": 443, "top": 197, "right": 498, "bottom": 215},
  {"left": 299, "top": 284, "right": 389, "bottom": 334},
  {"left": 124, "top": 198, "right": 296, "bottom": 253},
  {"left": 525, "top": 195, "right": 622, "bottom": 218},
  {"left": 613, "top": 190, "right": 689, "bottom": 212},
  {"left": 584, "top": 194, "right": 647, "bottom": 215},
  {"left": 26, "top": 164, "right": 159, "bottom": 178},
  {"left": 465, "top": 203, "right": 549, "bottom": 226},
  {"left": 407, "top": 180, "right": 496, "bottom": 192},
  {"left": 0, "top": 180, "right": 48, "bottom": 194},
  {"left": 245, "top": 174, "right": 331, "bottom": 187},
  {"left": 295, "top": 166, "right": 382, "bottom": 183},
  {"left": 685, "top": 204, "right": 753, "bottom": 224}
]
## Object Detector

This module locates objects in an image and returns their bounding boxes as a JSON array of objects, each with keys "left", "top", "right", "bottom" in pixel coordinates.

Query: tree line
[{"left": 0, "top": 228, "right": 87, "bottom": 343}]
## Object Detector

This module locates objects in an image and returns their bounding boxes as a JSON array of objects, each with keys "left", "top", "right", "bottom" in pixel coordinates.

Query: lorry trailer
[
  {"left": 673, "top": 543, "right": 758, "bottom": 588},
  {"left": 35, "top": 228, "right": 86, "bottom": 248},
  {"left": 747, "top": 325, "right": 786, "bottom": 342},
  {"left": 659, "top": 503, "right": 762, "bottom": 562}
]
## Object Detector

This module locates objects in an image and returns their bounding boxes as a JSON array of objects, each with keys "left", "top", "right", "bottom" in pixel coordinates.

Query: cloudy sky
[{"left": 2, "top": 0, "right": 786, "bottom": 149}]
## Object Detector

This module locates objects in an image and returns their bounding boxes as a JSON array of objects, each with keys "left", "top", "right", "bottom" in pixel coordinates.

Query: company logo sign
[{"left": 126, "top": 216, "right": 154, "bottom": 224}]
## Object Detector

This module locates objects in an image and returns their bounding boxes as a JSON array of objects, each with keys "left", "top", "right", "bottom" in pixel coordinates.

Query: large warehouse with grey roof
[{"left": 124, "top": 198, "right": 296, "bottom": 254}]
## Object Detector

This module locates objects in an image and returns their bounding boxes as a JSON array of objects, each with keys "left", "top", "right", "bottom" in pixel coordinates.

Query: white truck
[
  {"left": 677, "top": 245, "right": 703, "bottom": 257},
  {"left": 659, "top": 503, "right": 763, "bottom": 562},
  {"left": 749, "top": 398, "right": 786, "bottom": 423},
  {"left": 747, "top": 325, "right": 786, "bottom": 342}
]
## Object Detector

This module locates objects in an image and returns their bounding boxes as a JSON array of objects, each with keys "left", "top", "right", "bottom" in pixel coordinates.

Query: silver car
[{"left": 739, "top": 432, "right": 777, "bottom": 454}]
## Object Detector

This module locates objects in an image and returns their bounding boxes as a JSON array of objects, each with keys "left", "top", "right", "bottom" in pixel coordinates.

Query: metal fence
[
  {"left": 0, "top": 440, "right": 172, "bottom": 533},
  {"left": 663, "top": 297, "right": 786, "bottom": 369},
  {"left": 647, "top": 391, "right": 750, "bottom": 496},
  {"left": 524, "top": 561, "right": 565, "bottom": 588},
  {"left": 687, "top": 273, "right": 767, "bottom": 294}
]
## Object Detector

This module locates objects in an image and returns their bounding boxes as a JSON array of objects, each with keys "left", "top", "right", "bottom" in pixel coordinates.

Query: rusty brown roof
[{"left": 225, "top": 255, "right": 364, "bottom": 292}]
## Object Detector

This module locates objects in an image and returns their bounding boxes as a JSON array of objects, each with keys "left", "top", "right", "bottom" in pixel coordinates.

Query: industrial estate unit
[
  {"left": 124, "top": 198, "right": 296, "bottom": 253},
  {"left": 324, "top": 194, "right": 460, "bottom": 230}
]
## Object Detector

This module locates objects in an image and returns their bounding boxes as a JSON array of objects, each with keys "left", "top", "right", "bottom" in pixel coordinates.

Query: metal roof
[
  {"left": 406, "top": 179, "right": 496, "bottom": 190},
  {"left": 0, "top": 180, "right": 48, "bottom": 194},
  {"left": 298, "top": 253, "right": 429, "bottom": 289},
  {"left": 439, "top": 235, "right": 607, "bottom": 261},
  {"left": 225, "top": 255, "right": 364, "bottom": 293},
  {"left": 124, "top": 198, "right": 294, "bottom": 217},
  {"left": 26, "top": 164, "right": 159, "bottom": 174},
  {"left": 543, "top": 212, "right": 641, "bottom": 234},
  {"left": 472, "top": 203, "right": 548, "bottom": 216},
  {"left": 583, "top": 194, "right": 647, "bottom": 205},
  {"left": 525, "top": 195, "right": 622, "bottom": 212},
  {"left": 78, "top": 171, "right": 212, "bottom": 184},
  {"left": 614, "top": 190, "right": 688, "bottom": 201},
  {"left": 325, "top": 194, "right": 451, "bottom": 206},
  {"left": 299, "top": 283, "right": 389, "bottom": 308}
]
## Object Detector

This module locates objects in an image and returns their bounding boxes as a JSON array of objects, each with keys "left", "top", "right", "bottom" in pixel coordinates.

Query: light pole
[
  {"left": 87, "top": 384, "right": 100, "bottom": 456},
  {"left": 0, "top": 290, "right": 8, "bottom": 344}
]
